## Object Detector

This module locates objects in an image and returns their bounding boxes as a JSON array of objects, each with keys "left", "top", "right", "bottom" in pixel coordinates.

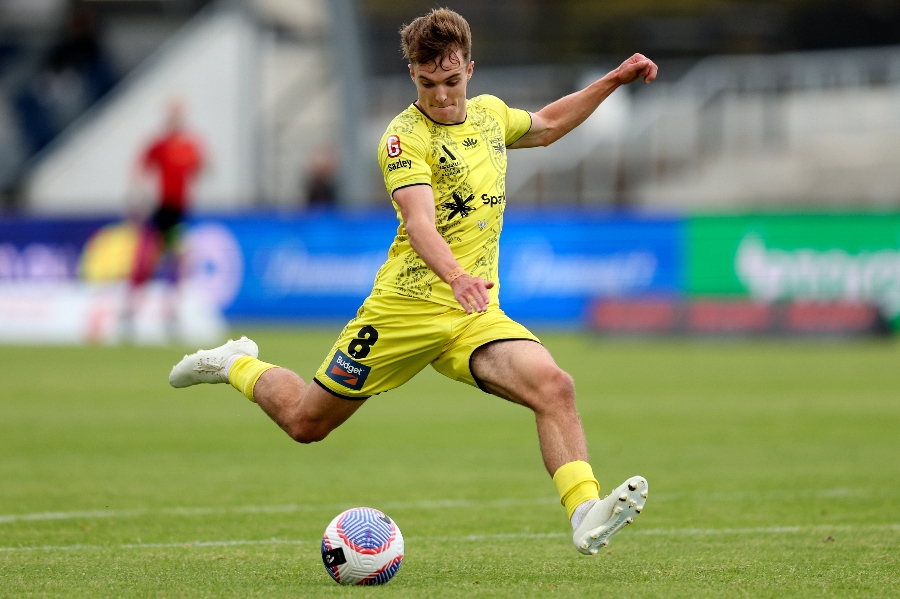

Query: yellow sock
[
  {"left": 553, "top": 460, "right": 601, "bottom": 519},
  {"left": 228, "top": 356, "right": 278, "bottom": 402}
]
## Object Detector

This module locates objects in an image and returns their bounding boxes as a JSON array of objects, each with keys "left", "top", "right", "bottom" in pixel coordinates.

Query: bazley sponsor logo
[
  {"left": 387, "top": 158, "right": 413, "bottom": 172},
  {"left": 325, "top": 349, "right": 371, "bottom": 390}
]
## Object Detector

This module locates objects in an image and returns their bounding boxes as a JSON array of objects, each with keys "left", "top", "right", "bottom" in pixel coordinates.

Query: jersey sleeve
[
  {"left": 504, "top": 104, "right": 532, "bottom": 146},
  {"left": 142, "top": 139, "right": 162, "bottom": 168},
  {"left": 378, "top": 119, "right": 431, "bottom": 197},
  {"left": 475, "top": 95, "right": 532, "bottom": 146}
]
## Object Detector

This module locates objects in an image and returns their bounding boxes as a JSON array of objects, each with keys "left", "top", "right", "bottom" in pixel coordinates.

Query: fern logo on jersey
[
  {"left": 462, "top": 137, "right": 478, "bottom": 149},
  {"left": 442, "top": 191, "right": 476, "bottom": 220}
]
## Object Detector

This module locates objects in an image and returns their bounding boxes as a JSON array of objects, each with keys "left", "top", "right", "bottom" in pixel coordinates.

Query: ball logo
[
  {"left": 386, "top": 135, "right": 402, "bottom": 158},
  {"left": 322, "top": 547, "right": 347, "bottom": 567}
]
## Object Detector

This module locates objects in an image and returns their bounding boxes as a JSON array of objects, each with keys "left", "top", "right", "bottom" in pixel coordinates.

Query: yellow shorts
[{"left": 313, "top": 293, "right": 540, "bottom": 399}]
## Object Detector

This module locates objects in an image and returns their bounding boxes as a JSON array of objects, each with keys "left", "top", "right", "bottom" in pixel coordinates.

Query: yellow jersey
[{"left": 374, "top": 95, "right": 532, "bottom": 309}]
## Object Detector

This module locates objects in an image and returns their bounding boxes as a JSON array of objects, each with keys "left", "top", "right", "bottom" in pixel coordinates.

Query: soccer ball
[{"left": 321, "top": 507, "right": 404, "bottom": 585}]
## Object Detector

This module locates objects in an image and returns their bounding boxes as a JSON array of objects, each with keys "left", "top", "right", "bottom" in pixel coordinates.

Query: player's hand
[
  {"left": 614, "top": 53, "right": 658, "bottom": 85},
  {"left": 450, "top": 274, "right": 494, "bottom": 314}
]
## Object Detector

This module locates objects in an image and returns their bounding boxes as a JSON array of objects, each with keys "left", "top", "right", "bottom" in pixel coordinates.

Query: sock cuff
[
  {"left": 553, "top": 460, "right": 601, "bottom": 519},
  {"left": 228, "top": 356, "right": 277, "bottom": 402}
]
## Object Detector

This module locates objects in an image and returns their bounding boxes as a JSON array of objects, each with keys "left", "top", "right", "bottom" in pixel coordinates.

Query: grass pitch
[{"left": 1, "top": 330, "right": 898, "bottom": 598}]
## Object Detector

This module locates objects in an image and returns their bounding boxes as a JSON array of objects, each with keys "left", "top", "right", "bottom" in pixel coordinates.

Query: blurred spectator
[
  {"left": 130, "top": 99, "right": 205, "bottom": 284},
  {"left": 304, "top": 147, "right": 337, "bottom": 208},
  {"left": 125, "top": 99, "right": 205, "bottom": 337},
  {"left": 14, "top": 3, "right": 116, "bottom": 154}
]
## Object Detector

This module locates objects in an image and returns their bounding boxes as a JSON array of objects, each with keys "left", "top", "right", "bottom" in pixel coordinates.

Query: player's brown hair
[{"left": 400, "top": 8, "right": 472, "bottom": 68}]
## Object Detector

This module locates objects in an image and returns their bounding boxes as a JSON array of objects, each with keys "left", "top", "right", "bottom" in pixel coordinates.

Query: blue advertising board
[
  {"left": 498, "top": 211, "right": 683, "bottom": 324},
  {"left": 197, "top": 211, "right": 683, "bottom": 325},
  {"left": 0, "top": 212, "right": 684, "bottom": 326},
  {"left": 0, "top": 217, "right": 112, "bottom": 281},
  {"left": 201, "top": 212, "right": 399, "bottom": 321}
]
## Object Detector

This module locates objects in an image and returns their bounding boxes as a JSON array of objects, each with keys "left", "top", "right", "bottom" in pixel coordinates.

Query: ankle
[
  {"left": 571, "top": 498, "right": 597, "bottom": 530},
  {"left": 222, "top": 354, "right": 243, "bottom": 382}
]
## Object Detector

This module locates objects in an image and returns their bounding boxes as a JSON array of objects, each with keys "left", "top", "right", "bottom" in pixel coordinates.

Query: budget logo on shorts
[{"left": 326, "top": 349, "right": 371, "bottom": 391}]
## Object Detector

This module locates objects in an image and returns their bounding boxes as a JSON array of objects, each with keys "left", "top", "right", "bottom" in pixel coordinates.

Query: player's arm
[
  {"left": 126, "top": 147, "right": 156, "bottom": 221},
  {"left": 393, "top": 184, "right": 494, "bottom": 314},
  {"left": 509, "top": 53, "right": 658, "bottom": 149}
]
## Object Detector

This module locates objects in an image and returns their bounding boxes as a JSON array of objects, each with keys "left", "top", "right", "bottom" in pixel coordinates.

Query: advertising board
[
  {"left": 688, "top": 215, "right": 900, "bottom": 326},
  {"left": 498, "top": 212, "right": 683, "bottom": 323},
  {"left": 210, "top": 212, "right": 683, "bottom": 324}
]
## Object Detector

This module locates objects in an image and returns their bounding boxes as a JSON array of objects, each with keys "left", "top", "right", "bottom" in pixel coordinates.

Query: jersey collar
[{"left": 412, "top": 102, "right": 467, "bottom": 126}]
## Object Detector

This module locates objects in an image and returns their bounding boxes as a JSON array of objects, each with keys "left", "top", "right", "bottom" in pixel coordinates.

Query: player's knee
[
  {"left": 537, "top": 367, "right": 576, "bottom": 412},
  {"left": 554, "top": 368, "right": 577, "bottom": 403},
  {"left": 288, "top": 422, "right": 331, "bottom": 444}
]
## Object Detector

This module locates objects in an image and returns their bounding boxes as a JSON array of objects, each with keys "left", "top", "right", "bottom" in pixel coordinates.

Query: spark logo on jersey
[
  {"left": 326, "top": 350, "right": 371, "bottom": 390},
  {"left": 481, "top": 193, "right": 505, "bottom": 206}
]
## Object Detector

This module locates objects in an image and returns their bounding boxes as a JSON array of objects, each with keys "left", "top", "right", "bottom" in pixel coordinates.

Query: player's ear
[
  {"left": 408, "top": 64, "right": 415, "bottom": 81},
  {"left": 467, "top": 61, "right": 474, "bottom": 80}
]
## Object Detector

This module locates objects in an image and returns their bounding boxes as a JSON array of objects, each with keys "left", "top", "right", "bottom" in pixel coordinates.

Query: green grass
[{"left": 1, "top": 330, "right": 898, "bottom": 597}]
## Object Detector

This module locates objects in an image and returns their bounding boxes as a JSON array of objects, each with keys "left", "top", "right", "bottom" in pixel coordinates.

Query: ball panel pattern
[
  {"left": 360, "top": 554, "right": 404, "bottom": 585},
  {"left": 336, "top": 507, "right": 397, "bottom": 554},
  {"left": 321, "top": 507, "right": 404, "bottom": 586}
]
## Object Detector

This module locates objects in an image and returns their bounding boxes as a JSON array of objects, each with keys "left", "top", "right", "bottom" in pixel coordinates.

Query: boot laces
[{"left": 194, "top": 356, "right": 225, "bottom": 374}]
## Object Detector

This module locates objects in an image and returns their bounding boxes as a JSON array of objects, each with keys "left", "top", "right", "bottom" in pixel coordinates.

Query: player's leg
[
  {"left": 251, "top": 367, "right": 366, "bottom": 443},
  {"left": 156, "top": 213, "right": 184, "bottom": 336},
  {"left": 432, "top": 310, "right": 648, "bottom": 554},
  {"left": 469, "top": 339, "right": 584, "bottom": 474},
  {"left": 168, "top": 336, "right": 366, "bottom": 442},
  {"left": 469, "top": 339, "right": 648, "bottom": 554},
  {"left": 169, "top": 294, "right": 446, "bottom": 442},
  {"left": 123, "top": 221, "right": 164, "bottom": 339}
]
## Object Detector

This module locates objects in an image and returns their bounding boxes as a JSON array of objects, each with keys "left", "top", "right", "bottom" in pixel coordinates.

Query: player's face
[{"left": 410, "top": 50, "right": 473, "bottom": 124}]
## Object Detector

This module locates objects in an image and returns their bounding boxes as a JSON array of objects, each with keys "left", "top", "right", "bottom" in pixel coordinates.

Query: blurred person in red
[{"left": 125, "top": 99, "right": 205, "bottom": 338}]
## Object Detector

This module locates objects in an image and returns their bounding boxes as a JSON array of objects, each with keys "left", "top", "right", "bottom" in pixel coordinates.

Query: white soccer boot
[
  {"left": 168, "top": 336, "right": 259, "bottom": 388},
  {"left": 572, "top": 475, "right": 648, "bottom": 555}
]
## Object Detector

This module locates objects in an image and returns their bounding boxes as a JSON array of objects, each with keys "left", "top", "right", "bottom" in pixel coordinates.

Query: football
[{"left": 321, "top": 507, "right": 404, "bottom": 585}]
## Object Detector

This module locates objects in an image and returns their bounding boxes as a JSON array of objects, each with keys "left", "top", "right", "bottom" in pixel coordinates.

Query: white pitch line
[
  {"left": 1, "top": 524, "right": 897, "bottom": 554},
  {"left": 0, "top": 497, "right": 559, "bottom": 525},
  {"left": 0, "top": 538, "right": 310, "bottom": 553},
  {"left": 0, "top": 488, "right": 880, "bottom": 526}
]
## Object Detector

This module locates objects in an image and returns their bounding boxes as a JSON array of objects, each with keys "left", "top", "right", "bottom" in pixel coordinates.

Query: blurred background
[{"left": 0, "top": 0, "right": 899, "bottom": 343}]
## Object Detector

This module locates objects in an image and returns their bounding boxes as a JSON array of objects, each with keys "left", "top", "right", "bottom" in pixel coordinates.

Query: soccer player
[
  {"left": 169, "top": 8, "right": 656, "bottom": 555},
  {"left": 129, "top": 100, "right": 204, "bottom": 291},
  {"left": 126, "top": 99, "right": 204, "bottom": 336}
]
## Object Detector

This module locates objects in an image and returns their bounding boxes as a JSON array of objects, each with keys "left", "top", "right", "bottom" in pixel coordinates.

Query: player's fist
[
  {"left": 615, "top": 53, "right": 658, "bottom": 85},
  {"left": 450, "top": 274, "right": 494, "bottom": 314}
]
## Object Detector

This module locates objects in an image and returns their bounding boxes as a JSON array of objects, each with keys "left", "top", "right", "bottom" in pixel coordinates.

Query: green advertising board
[{"left": 687, "top": 215, "right": 900, "bottom": 326}]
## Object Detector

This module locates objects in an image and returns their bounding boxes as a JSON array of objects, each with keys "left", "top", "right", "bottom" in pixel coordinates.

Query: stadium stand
[{"left": 4, "top": 0, "right": 900, "bottom": 212}]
